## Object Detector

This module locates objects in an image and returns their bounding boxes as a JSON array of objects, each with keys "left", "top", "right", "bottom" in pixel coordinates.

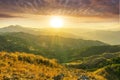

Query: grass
[{"left": 0, "top": 52, "right": 106, "bottom": 80}]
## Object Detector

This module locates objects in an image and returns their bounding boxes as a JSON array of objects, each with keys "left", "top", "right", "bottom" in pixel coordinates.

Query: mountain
[
  {"left": 66, "top": 52, "right": 120, "bottom": 72},
  {"left": 95, "top": 64, "right": 120, "bottom": 80},
  {"left": 0, "top": 32, "right": 107, "bottom": 62},
  {"left": 78, "top": 30, "right": 120, "bottom": 45},
  {"left": 0, "top": 52, "right": 105, "bottom": 80},
  {"left": 1, "top": 25, "right": 120, "bottom": 45},
  {"left": 0, "top": 25, "right": 119, "bottom": 79},
  {"left": 0, "top": 25, "right": 78, "bottom": 38},
  {"left": 57, "top": 29, "right": 120, "bottom": 45},
  {"left": 0, "top": 25, "right": 120, "bottom": 62},
  {"left": 1, "top": 52, "right": 119, "bottom": 80},
  {"left": 0, "top": 25, "right": 41, "bottom": 34},
  {"left": 76, "top": 45, "right": 120, "bottom": 57}
]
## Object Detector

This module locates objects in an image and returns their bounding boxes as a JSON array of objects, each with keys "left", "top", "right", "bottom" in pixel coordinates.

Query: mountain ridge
[
  {"left": 0, "top": 25, "right": 120, "bottom": 45},
  {"left": 0, "top": 32, "right": 107, "bottom": 62}
]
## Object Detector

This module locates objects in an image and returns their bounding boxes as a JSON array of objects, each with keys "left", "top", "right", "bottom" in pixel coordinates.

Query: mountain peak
[
  {"left": 4, "top": 25, "right": 23, "bottom": 29},
  {"left": 0, "top": 25, "right": 30, "bottom": 32}
]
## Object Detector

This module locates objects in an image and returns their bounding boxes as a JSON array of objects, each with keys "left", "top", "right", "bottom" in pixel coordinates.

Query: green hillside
[
  {"left": 95, "top": 64, "right": 120, "bottom": 80},
  {"left": 66, "top": 52, "right": 120, "bottom": 71},
  {"left": 76, "top": 45, "right": 120, "bottom": 58},
  {"left": 0, "top": 32, "right": 106, "bottom": 62}
]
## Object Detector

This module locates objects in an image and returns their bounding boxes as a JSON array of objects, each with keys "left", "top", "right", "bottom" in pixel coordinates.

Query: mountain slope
[
  {"left": 0, "top": 32, "right": 107, "bottom": 62},
  {"left": 0, "top": 52, "right": 105, "bottom": 80},
  {"left": 95, "top": 64, "right": 120, "bottom": 80},
  {"left": 76, "top": 45, "right": 120, "bottom": 57},
  {"left": 66, "top": 52, "right": 120, "bottom": 71}
]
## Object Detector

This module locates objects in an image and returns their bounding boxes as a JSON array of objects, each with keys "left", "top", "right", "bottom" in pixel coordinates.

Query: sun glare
[{"left": 50, "top": 16, "right": 63, "bottom": 28}]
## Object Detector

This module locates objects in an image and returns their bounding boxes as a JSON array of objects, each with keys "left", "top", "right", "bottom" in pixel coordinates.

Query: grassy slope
[
  {"left": 95, "top": 64, "right": 120, "bottom": 80},
  {"left": 67, "top": 52, "right": 120, "bottom": 70},
  {"left": 0, "top": 52, "right": 105, "bottom": 80}
]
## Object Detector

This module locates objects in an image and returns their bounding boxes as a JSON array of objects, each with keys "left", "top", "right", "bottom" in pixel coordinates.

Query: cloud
[
  {"left": 0, "top": 13, "right": 20, "bottom": 18},
  {"left": 0, "top": 0, "right": 119, "bottom": 18}
]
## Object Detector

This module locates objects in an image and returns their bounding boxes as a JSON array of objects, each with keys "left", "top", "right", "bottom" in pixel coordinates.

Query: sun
[{"left": 50, "top": 16, "right": 63, "bottom": 28}]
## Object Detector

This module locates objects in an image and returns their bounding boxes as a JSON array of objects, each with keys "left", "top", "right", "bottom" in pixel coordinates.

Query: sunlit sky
[
  {"left": 0, "top": 0, "right": 119, "bottom": 30},
  {"left": 0, "top": 15, "right": 119, "bottom": 30}
]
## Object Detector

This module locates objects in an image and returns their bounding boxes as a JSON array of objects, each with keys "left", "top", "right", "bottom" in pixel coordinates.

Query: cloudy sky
[{"left": 0, "top": 0, "right": 119, "bottom": 30}]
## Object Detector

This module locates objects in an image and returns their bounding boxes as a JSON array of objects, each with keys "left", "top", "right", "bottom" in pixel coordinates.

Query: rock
[
  {"left": 3, "top": 75, "right": 11, "bottom": 80},
  {"left": 77, "top": 75, "right": 89, "bottom": 80},
  {"left": 52, "top": 73, "right": 64, "bottom": 80}
]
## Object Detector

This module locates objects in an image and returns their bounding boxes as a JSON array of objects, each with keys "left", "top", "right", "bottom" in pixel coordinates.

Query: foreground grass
[{"left": 0, "top": 52, "right": 105, "bottom": 80}]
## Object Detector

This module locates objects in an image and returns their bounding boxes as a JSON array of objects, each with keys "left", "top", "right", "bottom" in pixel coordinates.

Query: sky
[{"left": 0, "top": 0, "right": 119, "bottom": 30}]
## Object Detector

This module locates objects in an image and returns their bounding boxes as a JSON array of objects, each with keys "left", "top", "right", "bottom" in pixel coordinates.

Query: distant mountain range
[
  {"left": 77, "top": 30, "right": 120, "bottom": 45},
  {"left": 0, "top": 25, "right": 120, "bottom": 45},
  {"left": 0, "top": 25, "right": 40, "bottom": 34}
]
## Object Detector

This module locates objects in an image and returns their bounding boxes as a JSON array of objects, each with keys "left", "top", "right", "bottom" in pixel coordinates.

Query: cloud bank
[{"left": 0, "top": 0, "right": 119, "bottom": 18}]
